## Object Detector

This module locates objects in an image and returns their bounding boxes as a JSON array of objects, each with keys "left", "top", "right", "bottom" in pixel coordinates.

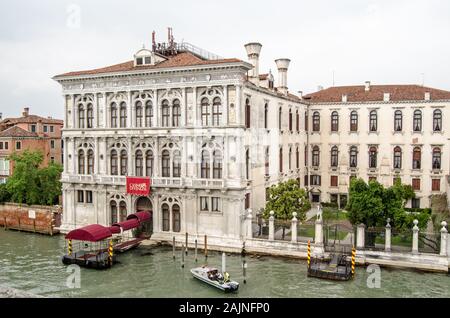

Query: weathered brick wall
[{"left": 0, "top": 203, "right": 62, "bottom": 235}]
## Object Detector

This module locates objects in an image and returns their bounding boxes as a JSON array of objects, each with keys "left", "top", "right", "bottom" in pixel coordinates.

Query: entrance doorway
[{"left": 135, "top": 196, "right": 153, "bottom": 236}]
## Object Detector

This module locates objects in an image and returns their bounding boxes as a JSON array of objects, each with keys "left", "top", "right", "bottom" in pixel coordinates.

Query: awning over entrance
[
  {"left": 127, "top": 211, "right": 151, "bottom": 223},
  {"left": 111, "top": 218, "right": 140, "bottom": 231},
  {"left": 65, "top": 224, "right": 112, "bottom": 242}
]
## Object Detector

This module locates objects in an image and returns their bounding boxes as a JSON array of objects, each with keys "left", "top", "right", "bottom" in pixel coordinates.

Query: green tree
[
  {"left": 0, "top": 183, "right": 10, "bottom": 204},
  {"left": 5, "top": 150, "right": 62, "bottom": 206},
  {"left": 263, "top": 179, "right": 311, "bottom": 239}
]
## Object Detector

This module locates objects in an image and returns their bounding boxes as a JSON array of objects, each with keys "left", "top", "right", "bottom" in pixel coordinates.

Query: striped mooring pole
[
  {"left": 351, "top": 246, "right": 356, "bottom": 277},
  {"left": 307, "top": 240, "right": 311, "bottom": 267},
  {"left": 108, "top": 240, "right": 114, "bottom": 266},
  {"left": 68, "top": 239, "right": 73, "bottom": 256}
]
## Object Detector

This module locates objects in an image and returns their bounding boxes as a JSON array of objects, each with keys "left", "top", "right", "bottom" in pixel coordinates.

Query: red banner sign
[{"left": 126, "top": 177, "right": 151, "bottom": 196}]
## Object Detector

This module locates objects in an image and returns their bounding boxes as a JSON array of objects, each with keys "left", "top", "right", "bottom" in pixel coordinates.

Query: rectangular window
[
  {"left": 43, "top": 125, "right": 48, "bottom": 133},
  {"left": 211, "top": 197, "right": 221, "bottom": 212},
  {"left": 412, "top": 178, "right": 421, "bottom": 191},
  {"left": 330, "top": 176, "right": 338, "bottom": 187},
  {"left": 50, "top": 126, "right": 54, "bottom": 133},
  {"left": 0, "top": 143, "right": 2, "bottom": 150},
  {"left": 432, "top": 179, "right": 441, "bottom": 191},
  {"left": 86, "top": 191, "right": 93, "bottom": 203},
  {"left": 50, "top": 140, "right": 55, "bottom": 149},
  {"left": 30, "top": 125, "right": 36, "bottom": 132},
  {"left": 411, "top": 198, "right": 420, "bottom": 209},
  {"left": 4, "top": 142, "right": 8, "bottom": 150},
  {"left": 200, "top": 197, "right": 209, "bottom": 211},
  {"left": 77, "top": 190, "right": 84, "bottom": 203},
  {"left": 304, "top": 175, "right": 309, "bottom": 186},
  {"left": 311, "top": 175, "right": 321, "bottom": 186},
  {"left": 16, "top": 141, "right": 21, "bottom": 150}
]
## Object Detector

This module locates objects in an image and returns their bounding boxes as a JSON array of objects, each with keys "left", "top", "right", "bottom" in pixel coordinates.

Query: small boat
[
  {"left": 308, "top": 253, "right": 353, "bottom": 281},
  {"left": 191, "top": 266, "right": 239, "bottom": 292}
]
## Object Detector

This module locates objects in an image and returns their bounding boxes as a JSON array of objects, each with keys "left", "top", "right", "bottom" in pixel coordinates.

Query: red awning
[
  {"left": 109, "top": 225, "right": 121, "bottom": 234},
  {"left": 65, "top": 224, "right": 112, "bottom": 242},
  {"left": 127, "top": 211, "right": 151, "bottom": 223},
  {"left": 112, "top": 218, "right": 140, "bottom": 231}
]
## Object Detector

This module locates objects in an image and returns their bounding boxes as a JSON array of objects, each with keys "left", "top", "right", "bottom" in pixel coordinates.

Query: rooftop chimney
[
  {"left": 342, "top": 94, "right": 348, "bottom": 103},
  {"left": 365, "top": 81, "right": 371, "bottom": 92},
  {"left": 22, "top": 107, "right": 29, "bottom": 117},
  {"left": 275, "top": 58, "right": 291, "bottom": 96},
  {"left": 244, "top": 43, "right": 263, "bottom": 86},
  {"left": 383, "top": 93, "right": 390, "bottom": 102},
  {"left": 424, "top": 92, "right": 431, "bottom": 101}
]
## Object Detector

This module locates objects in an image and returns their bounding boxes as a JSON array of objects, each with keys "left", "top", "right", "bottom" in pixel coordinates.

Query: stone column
[
  {"left": 236, "top": 85, "right": 242, "bottom": 126},
  {"left": 291, "top": 212, "right": 298, "bottom": 243},
  {"left": 127, "top": 91, "right": 133, "bottom": 128},
  {"left": 192, "top": 87, "right": 198, "bottom": 126},
  {"left": 103, "top": 93, "right": 108, "bottom": 128},
  {"left": 71, "top": 95, "right": 76, "bottom": 129},
  {"left": 223, "top": 85, "right": 228, "bottom": 126},
  {"left": 246, "top": 209, "right": 253, "bottom": 239},
  {"left": 385, "top": 219, "right": 391, "bottom": 252},
  {"left": 71, "top": 138, "right": 76, "bottom": 174},
  {"left": 127, "top": 137, "right": 133, "bottom": 176},
  {"left": 268, "top": 210, "right": 275, "bottom": 241},
  {"left": 153, "top": 89, "right": 159, "bottom": 127},
  {"left": 440, "top": 221, "right": 448, "bottom": 256},
  {"left": 356, "top": 224, "right": 365, "bottom": 249},
  {"left": 63, "top": 137, "right": 69, "bottom": 173},
  {"left": 315, "top": 217, "right": 323, "bottom": 245},
  {"left": 94, "top": 137, "right": 99, "bottom": 175},
  {"left": 412, "top": 219, "right": 419, "bottom": 254}
]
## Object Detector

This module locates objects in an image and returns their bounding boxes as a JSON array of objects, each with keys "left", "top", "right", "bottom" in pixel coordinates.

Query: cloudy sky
[{"left": 1, "top": 0, "right": 449, "bottom": 119}]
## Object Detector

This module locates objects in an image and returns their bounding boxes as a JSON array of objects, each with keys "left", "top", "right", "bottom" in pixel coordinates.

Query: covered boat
[{"left": 190, "top": 266, "right": 239, "bottom": 292}]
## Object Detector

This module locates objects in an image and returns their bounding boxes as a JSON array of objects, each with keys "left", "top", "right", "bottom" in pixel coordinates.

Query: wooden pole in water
[
  {"left": 194, "top": 239, "right": 198, "bottom": 262},
  {"left": 108, "top": 239, "right": 114, "bottom": 266},
  {"left": 307, "top": 240, "right": 311, "bottom": 268},
  {"left": 181, "top": 244, "right": 185, "bottom": 268},
  {"left": 351, "top": 246, "right": 356, "bottom": 277},
  {"left": 185, "top": 232, "right": 188, "bottom": 255},
  {"left": 222, "top": 252, "right": 226, "bottom": 273},
  {"left": 68, "top": 239, "right": 73, "bottom": 256},
  {"left": 243, "top": 260, "right": 247, "bottom": 284},
  {"left": 204, "top": 235, "right": 208, "bottom": 259},
  {"left": 33, "top": 219, "right": 36, "bottom": 233},
  {"left": 172, "top": 236, "right": 176, "bottom": 260}
]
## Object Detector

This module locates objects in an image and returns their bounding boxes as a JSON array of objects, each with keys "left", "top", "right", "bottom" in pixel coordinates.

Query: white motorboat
[{"left": 190, "top": 266, "right": 239, "bottom": 292}]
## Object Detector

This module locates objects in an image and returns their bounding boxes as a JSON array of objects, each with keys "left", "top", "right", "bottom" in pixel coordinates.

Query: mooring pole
[
  {"left": 222, "top": 252, "right": 226, "bottom": 273},
  {"left": 307, "top": 240, "right": 311, "bottom": 268},
  {"left": 185, "top": 232, "right": 188, "bottom": 255},
  {"left": 351, "top": 246, "right": 356, "bottom": 278},
  {"left": 195, "top": 239, "right": 198, "bottom": 262},
  {"left": 204, "top": 235, "right": 208, "bottom": 259},
  {"left": 243, "top": 260, "right": 247, "bottom": 284},
  {"left": 172, "top": 236, "right": 176, "bottom": 260},
  {"left": 181, "top": 244, "right": 185, "bottom": 268}
]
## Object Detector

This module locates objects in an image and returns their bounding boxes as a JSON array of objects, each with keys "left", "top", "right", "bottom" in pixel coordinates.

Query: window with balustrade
[
  {"left": 161, "top": 150, "right": 170, "bottom": 177},
  {"left": 369, "top": 146, "right": 378, "bottom": 168},
  {"left": 135, "top": 101, "right": 143, "bottom": 127},
  {"left": 413, "top": 110, "right": 422, "bottom": 132},
  {"left": 330, "top": 146, "right": 338, "bottom": 167},
  {"left": 394, "top": 110, "right": 402, "bottom": 132},
  {"left": 312, "top": 112, "right": 320, "bottom": 132},
  {"left": 312, "top": 146, "right": 320, "bottom": 167},
  {"left": 145, "top": 101, "right": 153, "bottom": 127},
  {"left": 110, "top": 150, "right": 118, "bottom": 175},
  {"left": 110, "top": 103, "right": 118, "bottom": 128},
  {"left": 213, "top": 150, "right": 222, "bottom": 179},
  {"left": 433, "top": 109, "right": 442, "bottom": 132},
  {"left": 349, "top": 146, "right": 358, "bottom": 168},
  {"left": 412, "top": 147, "right": 421, "bottom": 169},
  {"left": 331, "top": 111, "right": 339, "bottom": 132},
  {"left": 201, "top": 98, "right": 210, "bottom": 126},
  {"left": 120, "top": 150, "right": 128, "bottom": 176},
  {"left": 172, "top": 150, "right": 181, "bottom": 178},
  {"left": 201, "top": 150, "right": 210, "bottom": 179},
  {"left": 161, "top": 100, "right": 170, "bottom": 127},
  {"left": 369, "top": 110, "right": 377, "bottom": 132},
  {"left": 172, "top": 99, "right": 181, "bottom": 127},
  {"left": 350, "top": 111, "right": 358, "bottom": 132},
  {"left": 212, "top": 97, "right": 222, "bottom": 126},
  {"left": 432, "top": 147, "right": 441, "bottom": 170},
  {"left": 146, "top": 150, "right": 154, "bottom": 176},
  {"left": 135, "top": 150, "right": 143, "bottom": 176},
  {"left": 119, "top": 102, "right": 127, "bottom": 128},
  {"left": 87, "top": 104, "right": 93, "bottom": 128},
  {"left": 393, "top": 146, "right": 402, "bottom": 169}
]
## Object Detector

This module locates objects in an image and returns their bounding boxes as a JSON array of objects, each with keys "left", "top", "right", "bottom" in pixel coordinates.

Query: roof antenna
[{"left": 152, "top": 31, "right": 156, "bottom": 52}]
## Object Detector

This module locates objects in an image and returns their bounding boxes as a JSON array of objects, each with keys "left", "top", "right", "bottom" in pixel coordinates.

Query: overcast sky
[{"left": 1, "top": 0, "right": 449, "bottom": 119}]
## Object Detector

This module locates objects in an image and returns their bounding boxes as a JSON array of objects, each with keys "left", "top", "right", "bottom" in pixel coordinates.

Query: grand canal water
[{"left": 1, "top": 230, "right": 449, "bottom": 298}]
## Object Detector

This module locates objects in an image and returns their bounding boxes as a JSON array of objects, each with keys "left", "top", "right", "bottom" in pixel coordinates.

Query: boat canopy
[
  {"left": 111, "top": 218, "right": 140, "bottom": 231},
  {"left": 127, "top": 211, "right": 151, "bottom": 223},
  {"left": 65, "top": 224, "right": 112, "bottom": 242}
]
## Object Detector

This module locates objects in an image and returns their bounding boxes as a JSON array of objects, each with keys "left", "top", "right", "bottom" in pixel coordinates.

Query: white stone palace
[{"left": 54, "top": 34, "right": 450, "bottom": 240}]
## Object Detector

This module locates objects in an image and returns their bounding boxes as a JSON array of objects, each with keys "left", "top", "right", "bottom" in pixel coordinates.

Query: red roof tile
[
  {"left": 1, "top": 115, "right": 63, "bottom": 126},
  {"left": 0, "top": 126, "right": 38, "bottom": 138},
  {"left": 304, "top": 85, "right": 450, "bottom": 103},
  {"left": 55, "top": 52, "right": 243, "bottom": 78}
]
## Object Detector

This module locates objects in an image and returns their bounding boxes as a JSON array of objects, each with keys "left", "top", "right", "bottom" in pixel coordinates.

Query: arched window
[
  {"left": 172, "top": 204, "right": 181, "bottom": 233},
  {"left": 394, "top": 110, "right": 402, "bottom": 131},
  {"left": 289, "top": 109, "right": 293, "bottom": 132},
  {"left": 369, "top": 110, "right": 377, "bottom": 132},
  {"left": 413, "top": 147, "right": 421, "bottom": 169},
  {"left": 135, "top": 101, "right": 143, "bottom": 127},
  {"left": 135, "top": 150, "right": 143, "bottom": 176},
  {"left": 120, "top": 150, "right": 127, "bottom": 176},
  {"left": 312, "top": 112, "right": 320, "bottom": 132},
  {"left": 350, "top": 111, "right": 358, "bottom": 132},
  {"left": 278, "top": 107, "right": 282, "bottom": 130},
  {"left": 110, "top": 150, "right": 118, "bottom": 175},
  {"left": 145, "top": 101, "right": 153, "bottom": 127},
  {"left": 172, "top": 99, "right": 181, "bottom": 127},
  {"left": 369, "top": 146, "right": 377, "bottom": 168},
  {"left": 110, "top": 103, "right": 118, "bottom": 128},
  {"left": 413, "top": 110, "right": 422, "bottom": 132},
  {"left": 349, "top": 146, "right": 358, "bottom": 168},
  {"left": 212, "top": 97, "right": 222, "bottom": 126},
  {"left": 161, "top": 150, "right": 170, "bottom": 177},
  {"left": 245, "top": 98, "right": 251, "bottom": 128},
  {"left": 78, "top": 105, "right": 85, "bottom": 129},
  {"left": 279, "top": 147, "right": 283, "bottom": 173},
  {"left": 162, "top": 204, "right": 170, "bottom": 231},
  {"left": 331, "top": 146, "right": 338, "bottom": 167},
  {"left": 173, "top": 150, "right": 181, "bottom": 178},
  {"left": 119, "top": 102, "right": 127, "bottom": 128},
  {"left": 213, "top": 150, "right": 222, "bottom": 179},
  {"left": 296, "top": 147, "right": 300, "bottom": 169},
  {"left": 119, "top": 201, "right": 127, "bottom": 222},
  {"left": 433, "top": 109, "right": 442, "bottom": 132},
  {"left": 201, "top": 98, "right": 210, "bottom": 126},
  {"left": 78, "top": 150, "right": 85, "bottom": 174},
  {"left": 305, "top": 111, "right": 309, "bottom": 131},
  {"left": 289, "top": 147, "right": 292, "bottom": 170},
  {"left": 110, "top": 201, "right": 117, "bottom": 225},
  {"left": 161, "top": 100, "right": 170, "bottom": 127},
  {"left": 264, "top": 104, "right": 268, "bottom": 129},
  {"left": 246, "top": 149, "right": 250, "bottom": 179},
  {"left": 331, "top": 111, "right": 339, "bottom": 132},
  {"left": 312, "top": 146, "right": 320, "bottom": 167},
  {"left": 87, "top": 104, "right": 93, "bottom": 128},
  {"left": 87, "top": 149, "right": 94, "bottom": 174},
  {"left": 201, "top": 150, "right": 210, "bottom": 179},
  {"left": 296, "top": 110, "right": 300, "bottom": 132},
  {"left": 432, "top": 148, "right": 441, "bottom": 170},
  {"left": 393, "top": 146, "right": 402, "bottom": 169},
  {"left": 146, "top": 150, "right": 154, "bottom": 177}
]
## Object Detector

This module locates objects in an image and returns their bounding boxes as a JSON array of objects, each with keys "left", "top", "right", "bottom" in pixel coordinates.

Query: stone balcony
[{"left": 61, "top": 173, "right": 247, "bottom": 190}]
